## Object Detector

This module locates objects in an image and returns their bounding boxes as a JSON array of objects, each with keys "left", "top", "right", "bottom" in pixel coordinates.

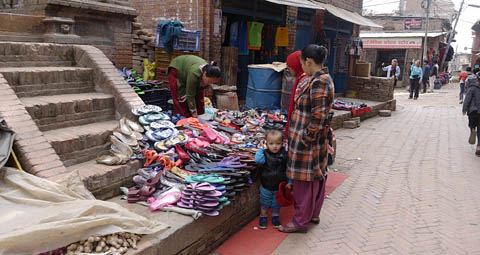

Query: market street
[{"left": 274, "top": 83, "right": 480, "bottom": 254}]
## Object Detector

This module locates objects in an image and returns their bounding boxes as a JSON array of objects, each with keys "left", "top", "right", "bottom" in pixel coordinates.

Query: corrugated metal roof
[
  {"left": 360, "top": 32, "right": 447, "bottom": 38},
  {"left": 264, "top": 0, "right": 324, "bottom": 9}
]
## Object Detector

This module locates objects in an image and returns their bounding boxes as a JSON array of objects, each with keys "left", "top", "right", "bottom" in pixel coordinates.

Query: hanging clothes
[
  {"left": 248, "top": 21, "right": 264, "bottom": 50},
  {"left": 156, "top": 21, "right": 184, "bottom": 54},
  {"left": 275, "top": 27, "right": 289, "bottom": 47}
]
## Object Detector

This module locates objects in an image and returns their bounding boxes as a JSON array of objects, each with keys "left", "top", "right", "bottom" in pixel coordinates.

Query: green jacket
[{"left": 168, "top": 55, "right": 207, "bottom": 111}]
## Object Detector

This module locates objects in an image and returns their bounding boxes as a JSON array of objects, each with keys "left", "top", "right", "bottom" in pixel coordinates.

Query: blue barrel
[{"left": 246, "top": 66, "right": 282, "bottom": 110}]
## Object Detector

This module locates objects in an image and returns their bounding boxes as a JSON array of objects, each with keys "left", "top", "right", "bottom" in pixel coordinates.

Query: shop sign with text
[
  {"left": 363, "top": 38, "right": 422, "bottom": 49},
  {"left": 404, "top": 19, "right": 423, "bottom": 30}
]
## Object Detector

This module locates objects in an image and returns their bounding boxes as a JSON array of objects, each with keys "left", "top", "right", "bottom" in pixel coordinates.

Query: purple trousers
[{"left": 292, "top": 175, "right": 327, "bottom": 229}]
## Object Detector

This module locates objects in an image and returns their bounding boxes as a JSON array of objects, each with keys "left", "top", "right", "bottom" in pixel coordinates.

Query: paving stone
[
  {"left": 343, "top": 120, "right": 359, "bottom": 129},
  {"left": 379, "top": 110, "right": 392, "bottom": 117}
]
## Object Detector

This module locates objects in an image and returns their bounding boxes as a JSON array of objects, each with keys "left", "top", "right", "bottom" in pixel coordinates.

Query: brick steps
[
  {"left": 20, "top": 92, "right": 116, "bottom": 131},
  {"left": 0, "top": 67, "right": 94, "bottom": 97},
  {"left": 66, "top": 159, "right": 141, "bottom": 200},
  {"left": 44, "top": 120, "right": 119, "bottom": 167},
  {"left": 0, "top": 61, "right": 74, "bottom": 68},
  {"left": 0, "top": 55, "right": 74, "bottom": 68}
]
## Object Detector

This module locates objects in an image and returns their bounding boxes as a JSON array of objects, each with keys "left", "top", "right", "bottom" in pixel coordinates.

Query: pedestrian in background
[
  {"left": 409, "top": 60, "right": 423, "bottom": 100},
  {"left": 466, "top": 67, "right": 479, "bottom": 92},
  {"left": 422, "top": 59, "right": 430, "bottom": 93},
  {"left": 382, "top": 59, "right": 400, "bottom": 88},
  {"left": 429, "top": 60, "right": 439, "bottom": 91},
  {"left": 458, "top": 67, "right": 470, "bottom": 104},
  {"left": 462, "top": 71, "right": 480, "bottom": 156}
]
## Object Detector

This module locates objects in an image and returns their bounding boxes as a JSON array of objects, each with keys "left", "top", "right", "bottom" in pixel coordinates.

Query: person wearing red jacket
[
  {"left": 459, "top": 67, "right": 471, "bottom": 104},
  {"left": 285, "top": 51, "right": 310, "bottom": 136}
]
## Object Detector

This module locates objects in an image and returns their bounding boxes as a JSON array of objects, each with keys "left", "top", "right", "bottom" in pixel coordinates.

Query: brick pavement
[{"left": 273, "top": 83, "right": 480, "bottom": 254}]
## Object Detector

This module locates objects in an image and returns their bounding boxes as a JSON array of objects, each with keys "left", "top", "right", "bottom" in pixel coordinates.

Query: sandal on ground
[
  {"left": 311, "top": 218, "right": 320, "bottom": 224},
  {"left": 278, "top": 222, "right": 307, "bottom": 233}
]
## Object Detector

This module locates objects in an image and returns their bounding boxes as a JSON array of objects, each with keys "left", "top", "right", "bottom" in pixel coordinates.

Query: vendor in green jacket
[{"left": 168, "top": 55, "right": 221, "bottom": 117}]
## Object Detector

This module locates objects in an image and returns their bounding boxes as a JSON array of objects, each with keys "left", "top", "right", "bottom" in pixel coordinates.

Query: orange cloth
[{"left": 275, "top": 27, "right": 289, "bottom": 47}]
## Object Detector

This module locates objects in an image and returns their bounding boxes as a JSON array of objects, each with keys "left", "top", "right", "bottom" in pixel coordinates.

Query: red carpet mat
[{"left": 216, "top": 173, "right": 348, "bottom": 255}]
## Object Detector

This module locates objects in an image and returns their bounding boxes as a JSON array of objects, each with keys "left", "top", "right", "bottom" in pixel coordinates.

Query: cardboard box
[{"left": 355, "top": 62, "right": 371, "bottom": 77}]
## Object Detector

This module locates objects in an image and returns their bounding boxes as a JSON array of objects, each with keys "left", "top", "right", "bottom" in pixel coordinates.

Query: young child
[{"left": 254, "top": 129, "right": 290, "bottom": 229}]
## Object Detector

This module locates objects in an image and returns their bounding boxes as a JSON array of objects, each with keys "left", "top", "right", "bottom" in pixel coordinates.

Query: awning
[
  {"left": 265, "top": 0, "right": 382, "bottom": 28},
  {"left": 313, "top": 2, "right": 382, "bottom": 28},
  {"left": 264, "top": 0, "right": 325, "bottom": 9},
  {"left": 360, "top": 32, "right": 447, "bottom": 38}
]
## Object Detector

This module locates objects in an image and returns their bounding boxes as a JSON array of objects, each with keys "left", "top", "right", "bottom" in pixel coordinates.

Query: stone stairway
[{"left": 0, "top": 42, "right": 144, "bottom": 199}]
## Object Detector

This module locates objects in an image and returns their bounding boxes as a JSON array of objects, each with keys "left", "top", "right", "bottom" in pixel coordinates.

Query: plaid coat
[{"left": 287, "top": 68, "right": 334, "bottom": 181}]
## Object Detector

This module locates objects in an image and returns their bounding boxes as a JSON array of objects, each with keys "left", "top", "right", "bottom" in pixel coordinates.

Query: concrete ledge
[
  {"left": 331, "top": 98, "right": 396, "bottom": 130},
  {"left": 109, "top": 181, "right": 261, "bottom": 255}
]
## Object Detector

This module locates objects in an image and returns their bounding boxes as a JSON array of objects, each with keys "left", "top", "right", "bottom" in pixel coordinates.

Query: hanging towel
[
  {"left": 248, "top": 21, "right": 264, "bottom": 50},
  {"left": 275, "top": 27, "right": 289, "bottom": 47},
  {"left": 238, "top": 21, "right": 249, "bottom": 55},
  {"left": 229, "top": 21, "right": 239, "bottom": 48},
  {"left": 156, "top": 21, "right": 184, "bottom": 54}
]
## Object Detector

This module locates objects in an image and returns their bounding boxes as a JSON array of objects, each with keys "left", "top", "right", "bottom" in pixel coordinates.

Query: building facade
[
  {"left": 472, "top": 21, "right": 480, "bottom": 68},
  {"left": 359, "top": 15, "right": 450, "bottom": 86},
  {"left": 131, "top": 0, "right": 380, "bottom": 98}
]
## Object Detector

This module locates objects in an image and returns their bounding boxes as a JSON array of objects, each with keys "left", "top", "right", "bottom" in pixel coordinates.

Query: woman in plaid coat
[{"left": 279, "top": 44, "right": 334, "bottom": 233}]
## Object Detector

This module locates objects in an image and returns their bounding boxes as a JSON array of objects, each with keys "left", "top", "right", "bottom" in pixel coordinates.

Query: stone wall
[{"left": 347, "top": 76, "right": 394, "bottom": 102}]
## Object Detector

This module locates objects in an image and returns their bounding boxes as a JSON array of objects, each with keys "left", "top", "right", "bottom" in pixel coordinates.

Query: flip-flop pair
[
  {"left": 185, "top": 174, "right": 225, "bottom": 184},
  {"left": 149, "top": 188, "right": 182, "bottom": 211}
]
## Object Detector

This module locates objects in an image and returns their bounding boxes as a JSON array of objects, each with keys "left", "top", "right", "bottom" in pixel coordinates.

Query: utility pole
[
  {"left": 422, "top": 0, "right": 430, "bottom": 63},
  {"left": 440, "top": 0, "right": 465, "bottom": 73}
]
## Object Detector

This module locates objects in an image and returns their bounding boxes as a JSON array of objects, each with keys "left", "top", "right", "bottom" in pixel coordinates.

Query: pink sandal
[{"left": 149, "top": 189, "right": 182, "bottom": 211}]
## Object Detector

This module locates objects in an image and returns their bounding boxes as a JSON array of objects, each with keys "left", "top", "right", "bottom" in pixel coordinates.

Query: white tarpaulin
[
  {"left": 0, "top": 167, "right": 169, "bottom": 255},
  {"left": 313, "top": 2, "right": 383, "bottom": 28},
  {"left": 264, "top": 0, "right": 325, "bottom": 9}
]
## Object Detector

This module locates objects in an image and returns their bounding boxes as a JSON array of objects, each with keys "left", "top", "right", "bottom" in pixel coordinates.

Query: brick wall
[
  {"left": 0, "top": 2, "right": 136, "bottom": 68},
  {"left": 286, "top": 6, "right": 298, "bottom": 56},
  {"left": 347, "top": 76, "right": 394, "bottom": 101},
  {"left": 472, "top": 32, "right": 480, "bottom": 67}
]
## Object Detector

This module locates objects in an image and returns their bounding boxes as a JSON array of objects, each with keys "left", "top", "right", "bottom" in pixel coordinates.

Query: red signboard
[
  {"left": 404, "top": 19, "right": 423, "bottom": 30},
  {"left": 363, "top": 38, "right": 422, "bottom": 49}
]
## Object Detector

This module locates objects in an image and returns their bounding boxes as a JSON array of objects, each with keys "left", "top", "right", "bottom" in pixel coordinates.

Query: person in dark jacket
[
  {"left": 422, "top": 59, "right": 430, "bottom": 93},
  {"left": 462, "top": 72, "right": 480, "bottom": 156},
  {"left": 466, "top": 68, "right": 480, "bottom": 92},
  {"left": 254, "top": 129, "right": 289, "bottom": 229}
]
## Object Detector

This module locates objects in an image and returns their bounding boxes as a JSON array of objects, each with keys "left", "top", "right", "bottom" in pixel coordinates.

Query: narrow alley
[{"left": 273, "top": 84, "right": 480, "bottom": 254}]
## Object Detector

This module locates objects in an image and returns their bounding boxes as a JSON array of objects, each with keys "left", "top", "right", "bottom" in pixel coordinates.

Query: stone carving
[{"left": 60, "top": 24, "right": 70, "bottom": 34}]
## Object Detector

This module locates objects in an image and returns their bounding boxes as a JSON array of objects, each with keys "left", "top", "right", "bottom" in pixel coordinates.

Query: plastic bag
[
  {"left": 0, "top": 167, "right": 169, "bottom": 255},
  {"left": 143, "top": 59, "right": 156, "bottom": 81}
]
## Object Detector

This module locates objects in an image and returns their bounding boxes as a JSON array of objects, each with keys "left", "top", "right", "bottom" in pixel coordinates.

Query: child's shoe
[
  {"left": 272, "top": 216, "right": 280, "bottom": 228},
  {"left": 259, "top": 216, "right": 268, "bottom": 229}
]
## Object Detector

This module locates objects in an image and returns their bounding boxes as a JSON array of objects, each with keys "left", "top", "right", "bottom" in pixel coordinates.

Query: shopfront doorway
[{"left": 375, "top": 49, "right": 406, "bottom": 80}]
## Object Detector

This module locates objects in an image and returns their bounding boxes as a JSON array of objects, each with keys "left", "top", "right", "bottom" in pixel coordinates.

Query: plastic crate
[
  {"left": 138, "top": 88, "right": 172, "bottom": 110},
  {"left": 155, "top": 29, "right": 201, "bottom": 52}
]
